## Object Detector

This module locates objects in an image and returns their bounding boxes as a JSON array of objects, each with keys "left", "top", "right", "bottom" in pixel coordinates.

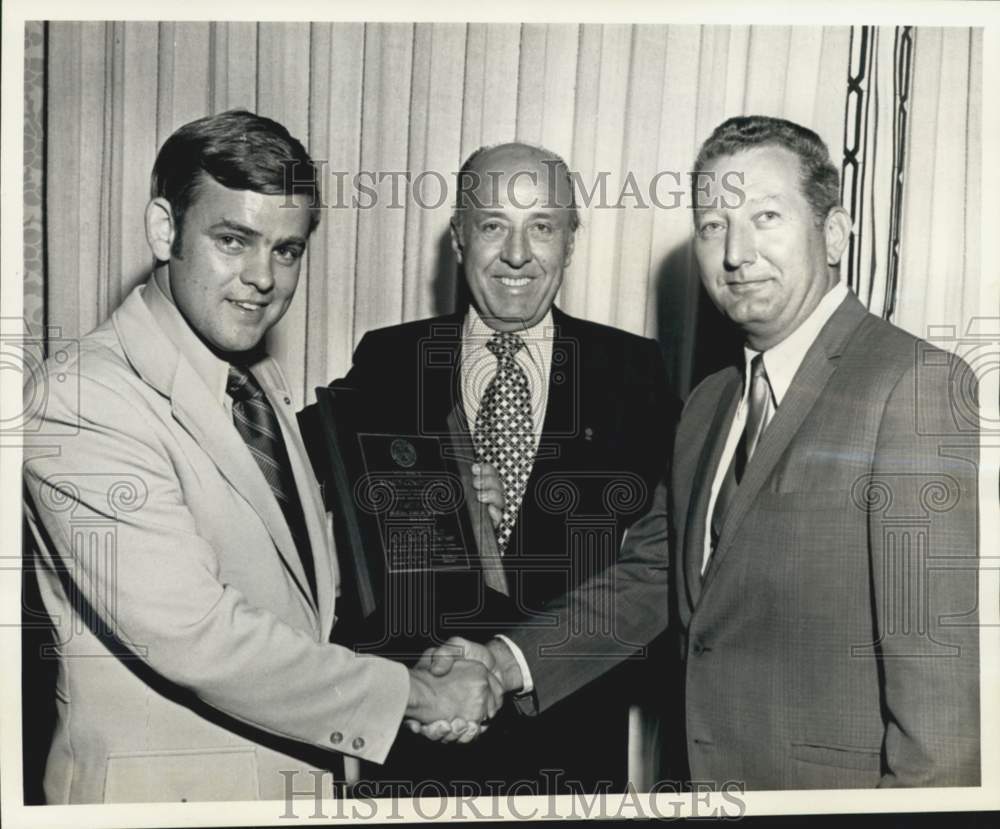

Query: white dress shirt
[{"left": 701, "top": 280, "right": 850, "bottom": 573}]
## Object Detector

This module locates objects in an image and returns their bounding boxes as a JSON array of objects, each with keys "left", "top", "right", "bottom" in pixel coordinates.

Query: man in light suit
[
  {"left": 21, "top": 110, "right": 501, "bottom": 804},
  {"left": 300, "top": 142, "right": 676, "bottom": 791},
  {"left": 425, "top": 116, "right": 980, "bottom": 789}
]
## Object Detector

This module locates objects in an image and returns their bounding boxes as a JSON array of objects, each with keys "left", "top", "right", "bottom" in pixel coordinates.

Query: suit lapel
[
  {"left": 113, "top": 287, "right": 318, "bottom": 620},
  {"left": 538, "top": 308, "right": 575, "bottom": 445},
  {"left": 256, "top": 358, "right": 334, "bottom": 628},
  {"left": 409, "top": 315, "right": 510, "bottom": 594},
  {"left": 683, "top": 371, "right": 741, "bottom": 609},
  {"left": 424, "top": 316, "right": 465, "bottom": 435},
  {"left": 700, "top": 293, "right": 870, "bottom": 592},
  {"left": 513, "top": 308, "right": 576, "bottom": 557},
  {"left": 444, "top": 404, "right": 511, "bottom": 596}
]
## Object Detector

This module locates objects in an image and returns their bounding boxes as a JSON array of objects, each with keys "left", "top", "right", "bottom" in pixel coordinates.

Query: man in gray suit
[
  {"left": 22, "top": 109, "right": 501, "bottom": 803},
  {"left": 423, "top": 115, "right": 980, "bottom": 789}
]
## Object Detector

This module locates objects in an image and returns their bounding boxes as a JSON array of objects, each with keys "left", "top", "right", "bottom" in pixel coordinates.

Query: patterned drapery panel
[
  {"left": 842, "top": 25, "right": 914, "bottom": 319},
  {"left": 23, "top": 21, "right": 45, "bottom": 335}
]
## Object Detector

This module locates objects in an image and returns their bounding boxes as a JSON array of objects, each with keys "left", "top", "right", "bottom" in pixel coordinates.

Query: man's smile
[
  {"left": 227, "top": 298, "right": 270, "bottom": 314},
  {"left": 494, "top": 275, "right": 534, "bottom": 288},
  {"left": 724, "top": 278, "right": 774, "bottom": 294}
]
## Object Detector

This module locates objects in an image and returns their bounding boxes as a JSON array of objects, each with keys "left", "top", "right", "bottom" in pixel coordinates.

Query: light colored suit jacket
[
  {"left": 22, "top": 280, "right": 410, "bottom": 804},
  {"left": 508, "top": 292, "right": 980, "bottom": 789}
]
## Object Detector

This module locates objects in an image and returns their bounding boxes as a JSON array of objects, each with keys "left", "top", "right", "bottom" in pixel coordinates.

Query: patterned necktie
[
  {"left": 710, "top": 353, "right": 774, "bottom": 551},
  {"left": 227, "top": 364, "right": 317, "bottom": 602},
  {"left": 473, "top": 332, "right": 535, "bottom": 554}
]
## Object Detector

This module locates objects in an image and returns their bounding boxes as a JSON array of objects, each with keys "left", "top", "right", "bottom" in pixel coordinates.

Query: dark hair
[
  {"left": 455, "top": 143, "right": 581, "bottom": 233},
  {"left": 693, "top": 115, "right": 841, "bottom": 224},
  {"left": 151, "top": 109, "right": 322, "bottom": 254}
]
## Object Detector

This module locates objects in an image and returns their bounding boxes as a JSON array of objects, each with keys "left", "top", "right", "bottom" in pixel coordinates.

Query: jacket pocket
[
  {"left": 103, "top": 746, "right": 260, "bottom": 803},
  {"left": 790, "top": 741, "right": 881, "bottom": 771}
]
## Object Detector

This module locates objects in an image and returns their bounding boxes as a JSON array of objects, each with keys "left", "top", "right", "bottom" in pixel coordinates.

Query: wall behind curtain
[{"left": 35, "top": 21, "right": 981, "bottom": 406}]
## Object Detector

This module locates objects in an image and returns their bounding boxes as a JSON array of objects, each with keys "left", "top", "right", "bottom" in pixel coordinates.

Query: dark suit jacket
[
  {"left": 507, "top": 292, "right": 980, "bottom": 789},
  {"left": 300, "top": 305, "right": 676, "bottom": 790}
]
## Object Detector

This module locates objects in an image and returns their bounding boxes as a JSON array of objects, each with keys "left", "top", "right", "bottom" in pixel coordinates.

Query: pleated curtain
[{"left": 29, "top": 21, "right": 980, "bottom": 399}]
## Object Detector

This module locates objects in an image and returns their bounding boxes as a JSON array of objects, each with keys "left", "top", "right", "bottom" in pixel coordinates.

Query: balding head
[
  {"left": 451, "top": 142, "right": 577, "bottom": 332},
  {"left": 454, "top": 142, "right": 580, "bottom": 233}
]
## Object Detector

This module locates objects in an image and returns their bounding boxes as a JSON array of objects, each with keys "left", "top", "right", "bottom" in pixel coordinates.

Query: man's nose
[
  {"left": 239, "top": 250, "right": 276, "bottom": 292},
  {"left": 724, "top": 222, "right": 756, "bottom": 270},
  {"left": 500, "top": 227, "right": 532, "bottom": 268}
]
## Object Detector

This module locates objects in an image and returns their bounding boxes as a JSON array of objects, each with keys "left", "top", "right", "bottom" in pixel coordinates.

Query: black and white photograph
[{"left": 1, "top": 0, "right": 997, "bottom": 825}]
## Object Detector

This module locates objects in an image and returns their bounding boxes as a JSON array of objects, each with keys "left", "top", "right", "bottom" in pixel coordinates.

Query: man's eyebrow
[
  {"left": 207, "top": 219, "right": 261, "bottom": 237},
  {"left": 207, "top": 219, "right": 306, "bottom": 246},
  {"left": 472, "top": 208, "right": 563, "bottom": 218},
  {"left": 274, "top": 234, "right": 307, "bottom": 247},
  {"left": 748, "top": 193, "right": 782, "bottom": 205}
]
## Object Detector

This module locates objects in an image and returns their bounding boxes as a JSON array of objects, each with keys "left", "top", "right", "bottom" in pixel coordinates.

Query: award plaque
[{"left": 307, "top": 384, "right": 482, "bottom": 621}]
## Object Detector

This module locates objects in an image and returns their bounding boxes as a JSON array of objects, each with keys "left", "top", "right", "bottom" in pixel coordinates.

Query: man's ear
[
  {"left": 449, "top": 217, "right": 464, "bottom": 265},
  {"left": 823, "top": 206, "right": 852, "bottom": 266},
  {"left": 145, "top": 198, "right": 176, "bottom": 262}
]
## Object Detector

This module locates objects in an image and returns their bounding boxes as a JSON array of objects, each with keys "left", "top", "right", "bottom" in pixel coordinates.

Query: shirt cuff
[{"left": 495, "top": 634, "right": 533, "bottom": 695}]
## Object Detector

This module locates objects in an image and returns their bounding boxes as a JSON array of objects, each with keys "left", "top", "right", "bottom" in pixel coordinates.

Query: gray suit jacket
[
  {"left": 23, "top": 280, "right": 410, "bottom": 803},
  {"left": 507, "top": 292, "right": 980, "bottom": 789}
]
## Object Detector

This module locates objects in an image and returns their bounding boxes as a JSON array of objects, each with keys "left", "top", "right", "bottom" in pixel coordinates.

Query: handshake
[
  {"left": 403, "top": 637, "right": 525, "bottom": 744},
  {"left": 401, "top": 465, "right": 522, "bottom": 743}
]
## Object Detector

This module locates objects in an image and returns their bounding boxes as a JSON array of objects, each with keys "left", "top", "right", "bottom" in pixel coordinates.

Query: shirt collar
[
  {"left": 462, "top": 306, "right": 555, "bottom": 368},
  {"left": 743, "top": 280, "right": 850, "bottom": 407},
  {"left": 143, "top": 274, "right": 237, "bottom": 407}
]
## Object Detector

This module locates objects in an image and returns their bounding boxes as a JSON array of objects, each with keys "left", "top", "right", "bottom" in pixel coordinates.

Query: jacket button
[
  {"left": 691, "top": 640, "right": 704, "bottom": 656},
  {"left": 329, "top": 731, "right": 343, "bottom": 745},
  {"left": 352, "top": 737, "right": 365, "bottom": 750}
]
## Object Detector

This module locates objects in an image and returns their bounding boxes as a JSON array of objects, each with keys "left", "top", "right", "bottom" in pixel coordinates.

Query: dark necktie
[
  {"left": 473, "top": 332, "right": 535, "bottom": 554},
  {"left": 227, "top": 364, "right": 317, "bottom": 602},
  {"left": 710, "top": 353, "right": 773, "bottom": 552}
]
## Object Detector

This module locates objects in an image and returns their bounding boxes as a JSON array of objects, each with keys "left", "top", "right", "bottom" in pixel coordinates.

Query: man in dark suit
[
  {"left": 426, "top": 116, "right": 980, "bottom": 789},
  {"left": 300, "top": 142, "right": 675, "bottom": 792}
]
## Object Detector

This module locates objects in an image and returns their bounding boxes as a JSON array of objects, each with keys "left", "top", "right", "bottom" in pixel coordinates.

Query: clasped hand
[{"left": 404, "top": 638, "right": 505, "bottom": 743}]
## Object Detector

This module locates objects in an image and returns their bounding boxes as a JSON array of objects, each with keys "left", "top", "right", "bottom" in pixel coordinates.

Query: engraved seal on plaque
[{"left": 390, "top": 438, "right": 417, "bottom": 468}]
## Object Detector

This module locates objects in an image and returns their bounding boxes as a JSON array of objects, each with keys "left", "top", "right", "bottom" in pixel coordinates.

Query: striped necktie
[
  {"left": 227, "top": 364, "right": 317, "bottom": 602},
  {"left": 710, "top": 353, "right": 774, "bottom": 552}
]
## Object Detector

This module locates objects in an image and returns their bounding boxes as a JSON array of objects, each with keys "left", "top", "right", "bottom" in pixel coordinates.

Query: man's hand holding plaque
[{"left": 470, "top": 462, "right": 505, "bottom": 531}]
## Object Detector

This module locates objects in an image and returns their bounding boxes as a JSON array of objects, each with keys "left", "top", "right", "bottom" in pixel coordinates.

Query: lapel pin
[{"left": 584, "top": 427, "right": 593, "bottom": 441}]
